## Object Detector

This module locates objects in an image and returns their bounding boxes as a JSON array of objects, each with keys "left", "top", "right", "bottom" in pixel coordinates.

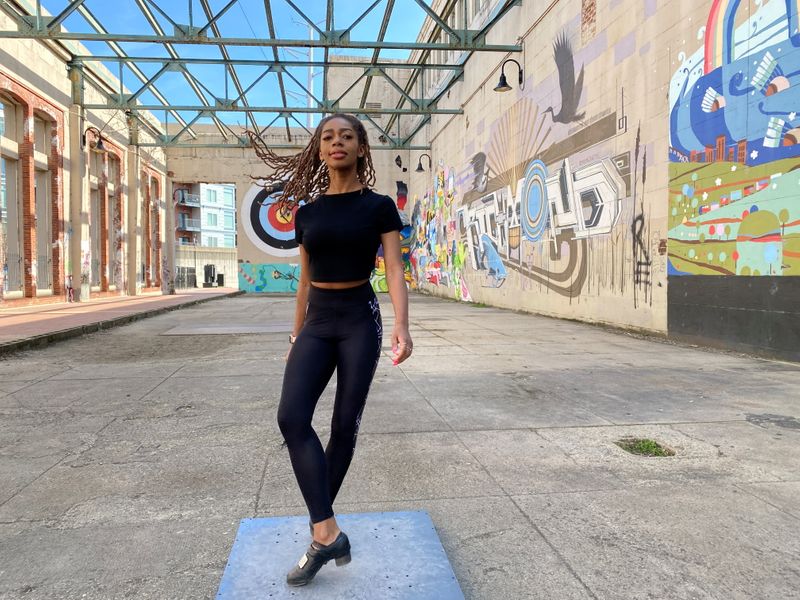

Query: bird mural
[
  {"left": 469, "top": 152, "right": 491, "bottom": 193},
  {"left": 544, "top": 32, "right": 585, "bottom": 124}
]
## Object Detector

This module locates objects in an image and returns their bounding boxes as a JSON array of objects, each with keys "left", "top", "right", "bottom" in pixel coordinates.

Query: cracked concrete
[{"left": 0, "top": 293, "right": 798, "bottom": 599}]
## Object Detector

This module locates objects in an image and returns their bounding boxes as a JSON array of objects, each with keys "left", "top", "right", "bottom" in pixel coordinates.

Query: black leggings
[{"left": 276, "top": 282, "right": 383, "bottom": 524}]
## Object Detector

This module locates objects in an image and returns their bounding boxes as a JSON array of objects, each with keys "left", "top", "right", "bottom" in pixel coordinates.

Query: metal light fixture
[
  {"left": 83, "top": 125, "right": 107, "bottom": 152},
  {"left": 494, "top": 59, "right": 523, "bottom": 93},
  {"left": 415, "top": 153, "right": 432, "bottom": 172}
]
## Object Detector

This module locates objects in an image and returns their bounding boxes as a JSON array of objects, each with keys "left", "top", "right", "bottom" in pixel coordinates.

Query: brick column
[{"left": 20, "top": 107, "right": 36, "bottom": 298}]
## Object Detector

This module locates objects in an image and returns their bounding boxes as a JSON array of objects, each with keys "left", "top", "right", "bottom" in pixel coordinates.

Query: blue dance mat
[{"left": 216, "top": 510, "right": 465, "bottom": 599}]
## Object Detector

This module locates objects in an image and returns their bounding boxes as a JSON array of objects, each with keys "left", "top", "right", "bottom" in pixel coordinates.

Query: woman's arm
[
  {"left": 380, "top": 231, "right": 412, "bottom": 365},
  {"left": 292, "top": 245, "right": 311, "bottom": 338}
]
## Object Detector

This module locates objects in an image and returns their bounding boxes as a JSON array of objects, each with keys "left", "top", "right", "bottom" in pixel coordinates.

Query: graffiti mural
[
  {"left": 413, "top": 75, "right": 635, "bottom": 300},
  {"left": 410, "top": 164, "right": 472, "bottom": 299},
  {"left": 668, "top": 0, "right": 800, "bottom": 276},
  {"left": 372, "top": 182, "right": 416, "bottom": 292},
  {"left": 238, "top": 262, "right": 300, "bottom": 292}
]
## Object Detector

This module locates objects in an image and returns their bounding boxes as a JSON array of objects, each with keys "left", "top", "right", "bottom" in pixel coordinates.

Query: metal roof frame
[{"left": 0, "top": 0, "right": 522, "bottom": 149}]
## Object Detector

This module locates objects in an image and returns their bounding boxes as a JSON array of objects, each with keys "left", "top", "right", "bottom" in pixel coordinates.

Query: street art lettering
[
  {"left": 668, "top": 0, "right": 800, "bottom": 276},
  {"left": 241, "top": 183, "right": 302, "bottom": 258}
]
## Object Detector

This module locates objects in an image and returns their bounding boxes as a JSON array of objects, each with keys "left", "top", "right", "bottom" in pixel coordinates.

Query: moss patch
[{"left": 615, "top": 437, "right": 675, "bottom": 457}]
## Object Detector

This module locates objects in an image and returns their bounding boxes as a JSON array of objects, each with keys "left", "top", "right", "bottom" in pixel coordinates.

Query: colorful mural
[
  {"left": 412, "top": 23, "right": 645, "bottom": 302},
  {"left": 410, "top": 164, "right": 472, "bottom": 300},
  {"left": 238, "top": 262, "right": 300, "bottom": 293},
  {"left": 240, "top": 181, "right": 414, "bottom": 293},
  {"left": 668, "top": 0, "right": 800, "bottom": 276}
]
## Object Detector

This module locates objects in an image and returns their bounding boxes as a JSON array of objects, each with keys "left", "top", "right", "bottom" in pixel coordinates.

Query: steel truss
[{"left": 0, "top": 0, "right": 522, "bottom": 149}]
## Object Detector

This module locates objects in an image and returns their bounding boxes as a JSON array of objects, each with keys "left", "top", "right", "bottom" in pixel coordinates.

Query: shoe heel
[{"left": 335, "top": 553, "right": 351, "bottom": 566}]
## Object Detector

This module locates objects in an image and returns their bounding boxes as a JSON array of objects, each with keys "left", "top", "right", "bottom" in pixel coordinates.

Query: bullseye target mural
[{"left": 241, "top": 183, "right": 303, "bottom": 257}]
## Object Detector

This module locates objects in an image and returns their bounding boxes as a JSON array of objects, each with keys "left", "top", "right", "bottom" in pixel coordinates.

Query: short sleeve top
[{"left": 294, "top": 188, "right": 403, "bottom": 282}]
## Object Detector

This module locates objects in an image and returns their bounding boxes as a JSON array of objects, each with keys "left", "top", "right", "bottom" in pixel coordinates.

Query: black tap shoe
[{"left": 286, "top": 531, "right": 351, "bottom": 586}]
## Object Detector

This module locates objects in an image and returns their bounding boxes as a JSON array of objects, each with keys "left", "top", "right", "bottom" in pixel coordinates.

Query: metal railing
[
  {"left": 176, "top": 191, "right": 201, "bottom": 207},
  {"left": 177, "top": 217, "right": 201, "bottom": 231}
]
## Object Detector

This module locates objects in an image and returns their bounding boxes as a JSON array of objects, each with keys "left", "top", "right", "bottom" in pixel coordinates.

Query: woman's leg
[
  {"left": 325, "top": 296, "right": 383, "bottom": 505},
  {"left": 277, "top": 330, "right": 338, "bottom": 524}
]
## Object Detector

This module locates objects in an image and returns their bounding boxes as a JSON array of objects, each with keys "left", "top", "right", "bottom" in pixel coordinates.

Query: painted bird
[{"left": 544, "top": 32, "right": 585, "bottom": 124}]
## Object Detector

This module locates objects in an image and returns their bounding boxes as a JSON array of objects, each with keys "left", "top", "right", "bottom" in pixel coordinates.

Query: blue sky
[{"left": 48, "top": 0, "right": 430, "bottom": 129}]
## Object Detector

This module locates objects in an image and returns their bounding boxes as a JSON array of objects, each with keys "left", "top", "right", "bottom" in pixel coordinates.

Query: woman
[{"left": 248, "top": 113, "right": 413, "bottom": 586}]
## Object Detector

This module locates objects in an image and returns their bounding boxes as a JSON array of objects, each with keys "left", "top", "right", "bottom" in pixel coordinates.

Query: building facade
[{"left": 0, "top": 8, "right": 167, "bottom": 306}]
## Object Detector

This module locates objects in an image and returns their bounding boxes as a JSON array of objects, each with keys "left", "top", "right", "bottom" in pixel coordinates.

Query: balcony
[
  {"left": 176, "top": 217, "right": 201, "bottom": 231},
  {"left": 176, "top": 191, "right": 201, "bottom": 207}
]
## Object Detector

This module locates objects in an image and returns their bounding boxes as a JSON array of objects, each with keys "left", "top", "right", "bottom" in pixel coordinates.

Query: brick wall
[{"left": 0, "top": 70, "right": 64, "bottom": 302}]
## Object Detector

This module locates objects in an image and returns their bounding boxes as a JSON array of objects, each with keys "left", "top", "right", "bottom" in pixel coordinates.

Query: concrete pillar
[
  {"left": 68, "top": 105, "right": 82, "bottom": 300},
  {"left": 163, "top": 173, "right": 176, "bottom": 294}
]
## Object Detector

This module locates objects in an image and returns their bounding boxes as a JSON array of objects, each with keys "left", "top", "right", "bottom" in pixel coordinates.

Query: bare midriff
[{"left": 310, "top": 279, "right": 370, "bottom": 290}]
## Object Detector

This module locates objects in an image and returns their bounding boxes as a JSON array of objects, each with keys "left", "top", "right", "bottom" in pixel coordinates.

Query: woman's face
[{"left": 318, "top": 117, "right": 365, "bottom": 172}]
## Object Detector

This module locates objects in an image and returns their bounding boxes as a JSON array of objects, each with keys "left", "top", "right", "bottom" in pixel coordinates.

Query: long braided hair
[{"left": 246, "top": 113, "right": 376, "bottom": 209}]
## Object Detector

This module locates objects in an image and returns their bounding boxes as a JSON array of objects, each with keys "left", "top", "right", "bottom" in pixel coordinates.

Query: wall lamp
[
  {"left": 494, "top": 59, "right": 524, "bottom": 92},
  {"left": 415, "top": 153, "right": 432, "bottom": 172},
  {"left": 82, "top": 125, "right": 107, "bottom": 152}
]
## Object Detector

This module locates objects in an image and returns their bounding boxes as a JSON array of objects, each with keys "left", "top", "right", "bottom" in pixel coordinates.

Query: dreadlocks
[{"left": 246, "top": 113, "right": 377, "bottom": 209}]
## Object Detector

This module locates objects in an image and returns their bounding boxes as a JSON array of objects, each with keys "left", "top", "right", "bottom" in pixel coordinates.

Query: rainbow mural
[{"left": 669, "top": 0, "right": 800, "bottom": 276}]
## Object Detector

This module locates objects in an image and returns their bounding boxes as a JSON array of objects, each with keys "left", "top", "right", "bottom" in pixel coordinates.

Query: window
[
  {"left": 207, "top": 212, "right": 218, "bottom": 226},
  {"left": 223, "top": 234, "right": 235, "bottom": 247},
  {"left": 223, "top": 188, "right": 234, "bottom": 207},
  {"left": 224, "top": 212, "right": 234, "bottom": 229},
  {"left": 207, "top": 188, "right": 217, "bottom": 203},
  {"left": 1, "top": 97, "right": 23, "bottom": 296},
  {"left": 34, "top": 115, "right": 52, "bottom": 291},
  {"left": 206, "top": 235, "right": 218, "bottom": 247}
]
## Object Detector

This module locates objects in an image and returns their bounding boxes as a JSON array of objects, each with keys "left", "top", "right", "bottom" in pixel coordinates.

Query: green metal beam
[
  {"left": 45, "top": 0, "right": 85, "bottom": 32},
  {"left": 130, "top": 0, "right": 229, "bottom": 139},
  {"left": 68, "top": 54, "right": 463, "bottom": 71},
  {"left": 411, "top": 0, "right": 461, "bottom": 42},
  {"left": 196, "top": 0, "right": 238, "bottom": 37},
  {"left": 199, "top": 0, "right": 258, "bottom": 132},
  {"left": 86, "top": 104, "right": 462, "bottom": 115},
  {"left": 359, "top": 0, "right": 395, "bottom": 109},
  {"left": 262, "top": 0, "right": 291, "bottom": 141},
  {"left": 0, "top": 30, "right": 521, "bottom": 52},
  {"left": 72, "top": 3, "right": 197, "bottom": 139}
]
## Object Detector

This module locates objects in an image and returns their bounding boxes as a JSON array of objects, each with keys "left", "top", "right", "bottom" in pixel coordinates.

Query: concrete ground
[
  {"left": 0, "top": 288, "right": 241, "bottom": 355},
  {"left": 0, "top": 292, "right": 798, "bottom": 599}
]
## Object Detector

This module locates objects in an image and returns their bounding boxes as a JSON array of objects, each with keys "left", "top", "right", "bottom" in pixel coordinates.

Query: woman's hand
[{"left": 391, "top": 325, "right": 413, "bottom": 365}]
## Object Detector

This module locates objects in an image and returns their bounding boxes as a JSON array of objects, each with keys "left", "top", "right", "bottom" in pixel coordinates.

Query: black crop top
[{"left": 294, "top": 188, "right": 403, "bottom": 282}]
